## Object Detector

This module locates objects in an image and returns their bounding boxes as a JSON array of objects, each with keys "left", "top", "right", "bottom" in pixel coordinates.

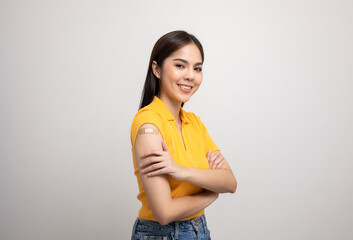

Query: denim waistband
[{"left": 132, "top": 214, "right": 209, "bottom": 239}]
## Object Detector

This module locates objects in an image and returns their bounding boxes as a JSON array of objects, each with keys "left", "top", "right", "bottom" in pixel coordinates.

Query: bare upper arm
[{"left": 134, "top": 123, "right": 172, "bottom": 221}]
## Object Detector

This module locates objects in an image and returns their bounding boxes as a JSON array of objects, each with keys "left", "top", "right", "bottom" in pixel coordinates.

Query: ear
[{"left": 151, "top": 61, "right": 161, "bottom": 79}]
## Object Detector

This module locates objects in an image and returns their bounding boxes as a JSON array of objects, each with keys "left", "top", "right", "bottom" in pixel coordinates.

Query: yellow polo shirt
[{"left": 130, "top": 96, "right": 219, "bottom": 221}]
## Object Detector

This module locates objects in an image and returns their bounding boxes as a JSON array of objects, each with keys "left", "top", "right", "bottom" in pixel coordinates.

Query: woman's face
[{"left": 153, "top": 43, "right": 203, "bottom": 106}]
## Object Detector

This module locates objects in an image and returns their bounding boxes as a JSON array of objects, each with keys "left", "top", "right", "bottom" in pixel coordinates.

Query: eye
[
  {"left": 176, "top": 64, "right": 185, "bottom": 69},
  {"left": 195, "top": 67, "right": 202, "bottom": 72}
]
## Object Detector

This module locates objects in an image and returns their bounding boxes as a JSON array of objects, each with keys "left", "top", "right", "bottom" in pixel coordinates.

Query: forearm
[
  {"left": 158, "top": 190, "right": 218, "bottom": 225},
  {"left": 135, "top": 125, "right": 221, "bottom": 225},
  {"left": 181, "top": 167, "right": 237, "bottom": 193}
]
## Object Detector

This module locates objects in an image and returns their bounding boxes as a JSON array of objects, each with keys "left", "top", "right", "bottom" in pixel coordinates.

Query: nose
[{"left": 184, "top": 67, "right": 194, "bottom": 81}]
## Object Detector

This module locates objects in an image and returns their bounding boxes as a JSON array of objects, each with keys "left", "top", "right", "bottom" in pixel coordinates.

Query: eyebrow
[{"left": 173, "top": 58, "right": 203, "bottom": 66}]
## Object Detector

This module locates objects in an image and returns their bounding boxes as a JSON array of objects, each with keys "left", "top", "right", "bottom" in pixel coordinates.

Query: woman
[{"left": 130, "top": 30, "right": 237, "bottom": 240}]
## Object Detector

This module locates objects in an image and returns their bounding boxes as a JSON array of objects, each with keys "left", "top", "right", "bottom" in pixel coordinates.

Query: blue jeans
[{"left": 131, "top": 214, "right": 211, "bottom": 240}]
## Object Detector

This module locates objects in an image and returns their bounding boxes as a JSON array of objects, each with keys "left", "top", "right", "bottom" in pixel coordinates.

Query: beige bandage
[{"left": 138, "top": 127, "right": 159, "bottom": 135}]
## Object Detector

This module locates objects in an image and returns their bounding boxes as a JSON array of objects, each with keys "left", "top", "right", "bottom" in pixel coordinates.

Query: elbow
[
  {"left": 154, "top": 214, "right": 171, "bottom": 226},
  {"left": 152, "top": 208, "right": 173, "bottom": 226},
  {"left": 157, "top": 218, "right": 171, "bottom": 226},
  {"left": 229, "top": 177, "right": 237, "bottom": 194},
  {"left": 230, "top": 184, "right": 237, "bottom": 194}
]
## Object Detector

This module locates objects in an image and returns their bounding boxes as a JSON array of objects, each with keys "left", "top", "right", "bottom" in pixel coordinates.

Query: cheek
[
  {"left": 162, "top": 69, "right": 180, "bottom": 83},
  {"left": 195, "top": 74, "right": 203, "bottom": 87}
]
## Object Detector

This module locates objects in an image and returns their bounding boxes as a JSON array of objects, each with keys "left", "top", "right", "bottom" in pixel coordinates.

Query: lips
[{"left": 177, "top": 84, "right": 193, "bottom": 93}]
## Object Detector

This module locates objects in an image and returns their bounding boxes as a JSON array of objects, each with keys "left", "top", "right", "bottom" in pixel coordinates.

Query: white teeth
[{"left": 179, "top": 85, "right": 191, "bottom": 90}]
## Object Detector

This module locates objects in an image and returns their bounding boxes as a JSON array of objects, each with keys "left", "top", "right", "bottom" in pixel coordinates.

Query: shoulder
[
  {"left": 130, "top": 107, "right": 165, "bottom": 146},
  {"left": 132, "top": 107, "right": 164, "bottom": 126}
]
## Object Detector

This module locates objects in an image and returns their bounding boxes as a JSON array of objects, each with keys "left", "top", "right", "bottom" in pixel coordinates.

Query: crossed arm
[{"left": 134, "top": 123, "right": 237, "bottom": 225}]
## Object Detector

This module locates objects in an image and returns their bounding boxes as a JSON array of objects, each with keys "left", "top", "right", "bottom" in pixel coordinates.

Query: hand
[
  {"left": 140, "top": 141, "right": 184, "bottom": 180},
  {"left": 207, "top": 150, "right": 225, "bottom": 169}
]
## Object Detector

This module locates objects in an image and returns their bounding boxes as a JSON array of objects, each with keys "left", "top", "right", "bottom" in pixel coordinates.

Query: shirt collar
[
  {"left": 180, "top": 107, "right": 190, "bottom": 124},
  {"left": 149, "top": 96, "right": 190, "bottom": 124}
]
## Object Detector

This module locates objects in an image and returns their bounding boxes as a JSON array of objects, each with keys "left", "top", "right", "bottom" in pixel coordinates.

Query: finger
[
  {"left": 140, "top": 162, "right": 165, "bottom": 174},
  {"left": 209, "top": 151, "right": 220, "bottom": 168},
  {"left": 211, "top": 154, "right": 224, "bottom": 169},
  {"left": 161, "top": 140, "right": 169, "bottom": 152},
  {"left": 141, "top": 151, "right": 162, "bottom": 158},
  {"left": 139, "top": 156, "right": 163, "bottom": 169},
  {"left": 210, "top": 151, "right": 221, "bottom": 162},
  {"left": 207, "top": 150, "right": 211, "bottom": 168},
  {"left": 216, "top": 160, "right": 225, "bottom": 169},
  {"left": 140, "top": 150, "right": 163, "bottom": 159},
  {"left": 147, "top": 167, "right": 168, "bottom": 177},
  {"left": 213, "top": 156, "right": 225, "bottom": 169}
]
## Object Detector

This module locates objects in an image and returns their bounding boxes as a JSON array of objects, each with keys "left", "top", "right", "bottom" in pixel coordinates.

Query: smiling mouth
[{"left": 177, "top": 84, "right": 192, "bottom": 90}]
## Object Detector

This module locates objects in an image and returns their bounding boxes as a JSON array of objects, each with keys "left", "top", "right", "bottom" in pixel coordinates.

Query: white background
[{"left": 1, "top": 0, "right": 353, "bottom": 239}]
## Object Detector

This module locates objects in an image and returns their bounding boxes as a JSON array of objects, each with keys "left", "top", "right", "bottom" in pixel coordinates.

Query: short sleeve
[
  {"left": 130, "top": 110, "right": 165, "bottom": 149},
  {"left": 195, "top": 115, "right": 220, "bottom": 153}
]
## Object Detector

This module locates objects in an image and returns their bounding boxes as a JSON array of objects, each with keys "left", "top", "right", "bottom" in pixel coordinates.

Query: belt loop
[
  {"left": 191, "top": 218, "right": 200, "bottom": 239},
  {"left": 200, "top": 215, "right": 207, "bottom": 234},
  {"left": 191, "top": 218, "right": 199, "bottom": 232},
  {"left": 175, "top": 221, "right": 179, "bottom": 239}
]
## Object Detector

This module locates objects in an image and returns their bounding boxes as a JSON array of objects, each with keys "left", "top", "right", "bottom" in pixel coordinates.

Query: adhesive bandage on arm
[{"left": 138, "top": 127, "right": 159, "bottom": 135}]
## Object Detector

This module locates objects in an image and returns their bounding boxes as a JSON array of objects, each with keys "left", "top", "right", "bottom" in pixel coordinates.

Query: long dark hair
[{"left": 139, "top": 30, "right": 204, "bottom": 109}]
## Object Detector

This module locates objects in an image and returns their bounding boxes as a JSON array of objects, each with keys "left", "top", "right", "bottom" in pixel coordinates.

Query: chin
[
  {"left": 172, "top": 90, "right": 197, "bottom": 105},
  {"left": 178, "top": 95, "right": 192, "bottom": 104}
]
